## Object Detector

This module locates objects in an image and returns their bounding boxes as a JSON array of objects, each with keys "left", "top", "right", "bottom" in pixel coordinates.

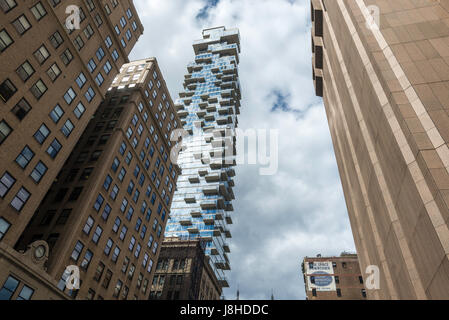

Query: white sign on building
[{"left": 305, "top": 261, "right": 336, "bottom": 292}]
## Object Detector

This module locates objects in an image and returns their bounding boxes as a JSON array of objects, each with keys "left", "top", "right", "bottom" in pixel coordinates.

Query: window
[
  {"left": 104, "top": 238, "right": 113, "bottom": 256},
  {"left": 64, "top": 87, "right": 76, "bottom": 105},
  {"left": 71, "top": 241, "right": 84, "bottom": 261},
  {"left": 119, "top": 226, "right": 127, "bottom": 241},
  {"left": 56, "top": 209, "right": 71, "bottom": 225},
  {"left": 94, "top": 262, "right": 105, "bottom": 282},
  {"left": 50, "top": 104, "right": 64, "bottom": 123},
  {"left": 0, "top": 276, "right": 19, "bottom": 300},
  {"left": 335, "top": 276, "right": 340, "bottom": 284},
  {"left": 12, "top": 14, "right": 31, "bottom": 35},
  {"left": 110, "top": 185, "right": 119, "bottom": 200},
  {"left": 102, "top": 270, "right": 112, "bottom": 288},
  {"left": 46, "top": 139, "right": 62, "bottom": 159},
  {"left": 361, "top": 289, "right": 367, "bottom": 298},
  {"left": 68, "top": 187, "right": 83, "bottom": 201},
  {"left": 312, "top": 288, "right": 317, "bottom": 297},
  {"left": 0, "top": 79, "right": 17, "bottom": 102},
  {"left": 0, "top": 120, "right": 12, "bottom": 144},
  {"left": 16, "top": 61, "right": 35, "bottom": 82},
  {"left": 0, "top": 0, "right": 17, "bottom": 13},
  {"left": 10, "top": 187, "right": 30, "bottom": 212},
  {"left": 0, "top": 217, "right": 11, "bottom": 240},
  {"left": 359, "top": 276, "right": 364, "bottom": 284},
  {"left": 80, "top": 250, "right": 93, "bottom": 270},
  {"left": 336, "top": 288, "right": 342, "bottom": 297},
  {"left": 31, "top": 2, "right": 47, "bottom": 21},
  {"left": 49, "top": 31, "right": 64, "bottom": 49},
  {"left": 75, "top": 72, "right": 87, "bottom": 88},
  {"left": 83, "top": 216, "right": 94, "bottom": 235},
  {"left": 15, "top": 146, "right": 34, "bottom": 169},
  {"left": 112, "top": 246, "right": 120, "bottom": 263},
  {"left": 30, "top": 79, "right": 47, "bottom": 99},
  {"left": 61, "top": 119, "right": 74, "bottom": 137},
  {"left": 34, "top": 124, "right": 50, "bottom": 144},
  {"left": 113, "top": 217, "right": 121, "bottom": 233},
  {"left": 60, "top": 49, "right": 73, "bottom": 65},
  {"left": 30, "top": 161, "right": 47, "bottom": 183},
  {"left": 85, "top": 86, "right": 95, "bottom": 102},
  {"left": 33, "top": 45, "right": 50, "bottom": 64},
  {"left": 101, "top": 204, "right": 111, "bottom": 221},
  {"left": 74, "top": 102, "right": 86, "bottom": 119},
  {"left": 47, "top": 63, "right": 61, "bottom": 81},
  {"left": 93, "top": 194, "right": 104, "bottom": 211},
  {"left": 17, "top": 285, "right": 34, "bottom": 300}
]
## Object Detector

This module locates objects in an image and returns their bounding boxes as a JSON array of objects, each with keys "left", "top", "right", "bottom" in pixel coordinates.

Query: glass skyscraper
[{"left": 164, "top": 26, "right": 241, "bottom": 288}]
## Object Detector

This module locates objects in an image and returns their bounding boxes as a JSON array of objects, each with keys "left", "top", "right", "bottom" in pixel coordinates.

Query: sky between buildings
[{"left": 129, "top": 0, "right": 356, "bottom": 300}]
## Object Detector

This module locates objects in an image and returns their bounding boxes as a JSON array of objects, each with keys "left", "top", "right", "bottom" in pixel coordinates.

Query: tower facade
[
  {"left": 311, "top": 0, "right": 449, "bottom": 299},
  {"left": 164, "top": 26, "right": 242, "bottom": 289}
]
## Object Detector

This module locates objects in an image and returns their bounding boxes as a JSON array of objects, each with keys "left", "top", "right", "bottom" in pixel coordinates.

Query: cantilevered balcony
[
  {"left": 190, "top": 210, "right": 202, "bottom": 218},
  {"left": 206, "top": 105, "right": 217, "bottom": 112},
  {"left": 177, "top": 110, "right": 188, "bottom": 118},
  {"left": 174, "top": 103, "right": 185, "bottom": 111},
  {"left": 203, "top": 217, "right": 215, "bottom": 225},
  {"left": 223, "top": 244, "right": 230, "bottom": 253},
  {"left": 200, "top": 200, "right": 217, "bottom": 210},
  {"left": 180, "top": 219, "right": 192, "bottom": 226},
  {"left": 188, "top": 226, "right": 199, "bottom": 234},
  {"left": 188, "top": 175, "right": 200, "bottom": 183},
  {"left": 203, "top": 186, "right": 219, "bottom": 195},
  {"left": 210, "top": 247, "right": 219, "bottom": 255},
  {"left": 204, "top": 114, "right": 215, "bottom": 122},
  {"left": 205, "top": 173, "right": 220, "bottom": 182},
  {"left": 224, "top": 229, "right": 232, "bottom": 238},
  {"left": 184, "top": 196, "right": 196, "bottom": 203}
]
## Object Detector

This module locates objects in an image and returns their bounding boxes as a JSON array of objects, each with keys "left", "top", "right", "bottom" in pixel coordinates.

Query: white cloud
[{"left": 130, "top": 0, "right": 356, "bottom": 300}]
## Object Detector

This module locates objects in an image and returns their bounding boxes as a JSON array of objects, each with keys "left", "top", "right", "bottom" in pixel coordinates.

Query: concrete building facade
[
  {"left": 10, "top": 58, "right": 181, "bottom": 300},
  {"left": 311, "top": 0, "right": 449, "bottom": 299},
  {"left": 150, "top": 238, "right": 222, "bottom": 300},
  {"left": 302, "top": 253, "right": 367, "bottom": 300}
]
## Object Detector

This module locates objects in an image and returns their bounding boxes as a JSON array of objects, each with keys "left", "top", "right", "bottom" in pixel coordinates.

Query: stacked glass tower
[{"left": 165, "top": 27, "right": 241, "bottom": 288}]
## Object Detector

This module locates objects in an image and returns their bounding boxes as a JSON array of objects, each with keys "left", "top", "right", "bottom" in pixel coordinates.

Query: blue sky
[{"left": 130, "top": 0, "right": 356, "bottom": 300}]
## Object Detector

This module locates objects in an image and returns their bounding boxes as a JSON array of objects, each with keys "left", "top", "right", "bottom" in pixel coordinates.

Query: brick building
[
  {"left": 302, "top": 253, "right": 366, "bottom": 300},
  {"left": 150, "top": 238, "right": 222, "bottom": 300}
]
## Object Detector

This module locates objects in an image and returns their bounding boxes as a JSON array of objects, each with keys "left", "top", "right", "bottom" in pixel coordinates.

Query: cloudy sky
[{"left": 130, "top": 0, "right": 356, "bottom": 300}]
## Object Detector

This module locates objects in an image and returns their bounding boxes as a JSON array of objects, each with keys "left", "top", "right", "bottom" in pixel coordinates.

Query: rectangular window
[
  {"left": 10, "top": 187, "right": 30, "bottom": 212},
  {"left": 0, "top": 276, "right": 19, "bottom": 300},
  {"left": 16, "top": 61, "right": 35, "bottom": 82},
  {"left": 71, "top": 241, "right": 84, "bottom": 262},
  {"left": 0, "top": 79, "right": 17, "bottom": 102},
  {"left": 46, "top": 139, "right": 62, "bottom": 159},
  {"left": 30, "top": 79, "right": 47, "bottom": 99},
  {"left": 11, "top": 98, "right": 32, "bottom": 120},
  {"left": 0, "top": 217, "right": 11, "bottom": 240}
]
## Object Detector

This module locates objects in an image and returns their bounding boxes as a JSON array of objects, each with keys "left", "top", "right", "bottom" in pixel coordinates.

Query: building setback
[
  {"left": 164, "top": 26, "right": 242, "bottom": 290},
  {"left": 302, "top": 253, "right": 366, "bottom": 300},
  {"left": 11, "top": 58, "right": 181, "bottom": 300},
  {"left": 0, "top": 0, "right": 143, "bottom": 247},
  {"left": 150, "top": 238, "right": 222, "bottom": 300},
  {"left": 311, "top": 0, "right": 449, "bottom": 299}
]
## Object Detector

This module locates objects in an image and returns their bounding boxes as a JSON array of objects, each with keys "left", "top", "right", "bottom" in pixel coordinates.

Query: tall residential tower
[
  {"left": 164, "top": 26, "right": 242, "bottom": 289},
  {"left": 311, "top": 0, "right": 449, "bottom": 299}
]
